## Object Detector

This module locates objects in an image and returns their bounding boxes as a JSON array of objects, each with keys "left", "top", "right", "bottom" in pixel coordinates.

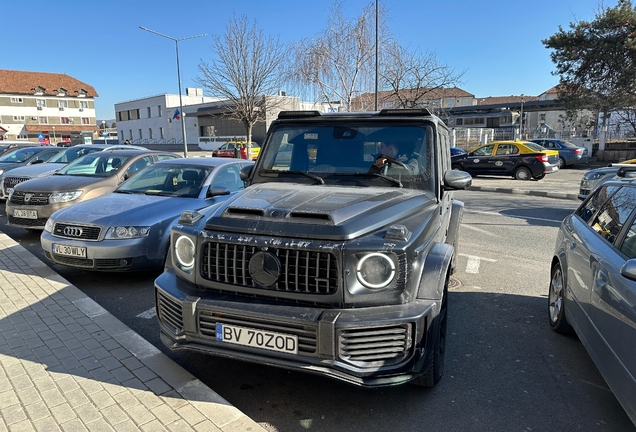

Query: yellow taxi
[{"left": 451, "top": 140, "right": 560, "bottom": 180}]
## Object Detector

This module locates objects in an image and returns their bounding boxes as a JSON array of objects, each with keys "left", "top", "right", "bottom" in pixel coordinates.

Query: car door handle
[{"left": 596, "top": 270, "right": 608, "bottom": 289}]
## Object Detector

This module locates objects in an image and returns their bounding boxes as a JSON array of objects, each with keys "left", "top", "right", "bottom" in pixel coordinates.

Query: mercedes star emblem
[{"left": 249, "top": 251, "right": 281, "bottom": 287}]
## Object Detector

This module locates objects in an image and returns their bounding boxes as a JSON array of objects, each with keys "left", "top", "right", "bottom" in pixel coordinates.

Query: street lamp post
[
  {"left": 139, "top": 26, "right": 207, "bottom": 158},
  {"left": 52, "top": 126, "right": 56, "bottom": 145},
  {"left": 519, "top": 94, "right": 525, "bottom": 140},
  {"left": 101, "top": 121, "right": 106, "bottom": 144}
]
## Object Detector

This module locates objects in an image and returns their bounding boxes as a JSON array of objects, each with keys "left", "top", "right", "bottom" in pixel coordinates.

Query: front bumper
[
  {"left": 6, "top": 202, "right": 70, "bottom": 229},
  {"left": 41, "top": 231, "right": 161, "bottom": 271},
  {"left": 155, "top": 270, "right": 439, "bottom": 387}
]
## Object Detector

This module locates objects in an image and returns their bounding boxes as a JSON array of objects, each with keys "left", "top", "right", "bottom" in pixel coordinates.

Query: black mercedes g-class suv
[{"left": 154, "top": 108, "right": 472, "bottom": 387}]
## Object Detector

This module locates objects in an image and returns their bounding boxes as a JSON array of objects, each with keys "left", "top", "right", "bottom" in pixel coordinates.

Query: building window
[
  {"left": 129, "top": 130, "right": 133, "bottom": 139},
  {"left": 129, "top": 109, "right": 140, "bottom": 120},
  {"left": 158, "top": 105, "right": 162, "bottom": 117},
  {"left": 13, "top": 115, "right": 25, "bottom": 121},
  {"left": 38, "top": 117, "right": 48, "bottom": 124},
  {"left": 456, "top": 119, "right": 463, "bottom": 126},
  {"left": 149, "top": 128, "right": 153, "bottom": 139},
  {"left": 36, "top": 99, "right": 46, "bottom": 108},
  {"left": 540, "top": 113, "right": 546, "bottom": 121},
  {"left": 61, "top": 134, "right": 71, "bottom": 142},
  {"left": 138, "top": 129, "right": 142, "bottom": 139},
  {"left": 81, "top": 117, "right": 90, "bottom": 125},
  {"left": 61, "top": 117, "right": 70, "bottom": 124},
  {"left": 120, "top": 130, "right": 124, "bottom": 139},
  {"left": 147, "top": 107, "right": 152, "bottom": 118},
  {"left": 59, "top": 100, "right": 68, "bottom": 108},
  {"left": 80, "top": 101, "right": 89, "bottom": 110},
  {"left": 160, "top": 127, "right": 164, "bottom": 139},
  {"left": 10, "top": 97, "right": 23, "bottom": 103}
]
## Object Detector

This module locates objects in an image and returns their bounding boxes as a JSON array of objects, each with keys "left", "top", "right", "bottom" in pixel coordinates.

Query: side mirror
[
  {"left": 206, "top": 186, "right": 231, "bottom": 198},
  {"left": 240, "top": 164, "right": 253, "bottom": 181},
  {"left": 620, "top": 259, "right": 636, "bottom": 281},
  {"left": 443, "top": 170, "right": 472, "bottom": 190}
]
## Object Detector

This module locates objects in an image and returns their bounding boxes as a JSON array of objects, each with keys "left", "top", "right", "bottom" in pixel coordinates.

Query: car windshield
[
  {"left": 48, "top": 146, "right": 102, "bottom": 163},
  {"left": 115, "top": 164, "right": 212, "bottom": 198},
  {"left": 0, "top": 148, "right": 38, "bottom": 163},
  {"left": 525, "top": 142, "right": 549, "bottom": 152},
  {"left": 257, "top": 123, "right": 433, "bottom": 191},
  {"left": 56, "top": 153, "right": 132, "bottom": 177}
]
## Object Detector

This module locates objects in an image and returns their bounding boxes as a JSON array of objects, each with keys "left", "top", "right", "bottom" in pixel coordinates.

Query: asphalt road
[{"left": 1, "top": 184, "right": 634, "bottom": 431}]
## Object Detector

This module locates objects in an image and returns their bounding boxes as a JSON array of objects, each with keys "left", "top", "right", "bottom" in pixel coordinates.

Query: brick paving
[{"left": 0, "top": 232, "right": 265, "bottom": 432}]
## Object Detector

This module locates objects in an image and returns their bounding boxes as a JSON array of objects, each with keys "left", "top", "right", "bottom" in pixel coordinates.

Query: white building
[{"left": 114, "top": 88, "right": 222, "bottom": 145}]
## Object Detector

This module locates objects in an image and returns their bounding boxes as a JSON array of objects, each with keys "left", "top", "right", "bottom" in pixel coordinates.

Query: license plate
[
  {"left": 216, "top": 323, "right": 298, "bottom": 354},
  {"left": 53, "top": 244, "right": 87, "bottom": 258},
  {"left": 13, "top": 209, "right": 37, "bottom": 219}
]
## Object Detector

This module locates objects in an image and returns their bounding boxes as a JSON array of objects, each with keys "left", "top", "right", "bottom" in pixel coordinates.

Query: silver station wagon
[{"left": 549, "top": 179, "right": 636, "bottom": 426}]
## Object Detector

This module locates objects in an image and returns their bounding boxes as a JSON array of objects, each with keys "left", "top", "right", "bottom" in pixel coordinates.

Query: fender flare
[
  {"left": 416, "top": 242, "right": 454, "bottom": 302},
  {"left": 446, "top": 200, "right": 464, "bottom": 273}
]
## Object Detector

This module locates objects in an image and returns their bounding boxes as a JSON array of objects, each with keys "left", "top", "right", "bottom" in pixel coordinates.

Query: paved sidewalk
[{"left": 0, "top": 231, "right": 265, "bottom": 432}]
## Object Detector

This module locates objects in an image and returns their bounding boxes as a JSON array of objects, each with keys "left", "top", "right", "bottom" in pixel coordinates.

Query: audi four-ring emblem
[{"left": 63, "top": 227, "right": 83, "bottom": 237}]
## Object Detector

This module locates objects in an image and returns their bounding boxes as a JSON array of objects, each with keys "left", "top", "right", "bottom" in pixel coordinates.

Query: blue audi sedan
[{"left": 40, "top": 157, "right": 253, "bottom": 271}]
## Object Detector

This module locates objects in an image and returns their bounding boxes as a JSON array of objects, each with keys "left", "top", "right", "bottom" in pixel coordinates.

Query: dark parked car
[
  {"left": 155, "top": 108, "right": 472, "bottom": 388},
  {"left": 549, "top": 178, "right": 636, "bottom": 426},
  {"left": 530, "top": 138, "right": 589, "bottom": 168},
  {"left": 0, "top": 146, "right": 63, "bottom": 197},
  {"left": 451, "top": 140, "right": 559, "bottom": 180},
  {"left": 450, "top": 147, "right": 467, "bottom": 156}
]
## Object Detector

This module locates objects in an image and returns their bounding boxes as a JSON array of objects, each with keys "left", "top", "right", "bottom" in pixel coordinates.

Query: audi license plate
[
  {"left": 216, "top": 323, "right": 298, "bottom": 354},
  {"left": 53, "top": 244, "right": 87, "bottom": 258},
  {"left": 13, "top": 209, "right": 37, "bottom": 219}
]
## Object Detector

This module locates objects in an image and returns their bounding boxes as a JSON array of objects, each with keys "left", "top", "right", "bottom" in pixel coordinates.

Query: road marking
[
  {"left": 137, "top": 308, "right": 156, "bottom": 319},
  {"left": 465, "top": 209, "right": 563, "bottom": 224},
  {"left": 459, "top": 253, "right": 497, "bottom": 274}
]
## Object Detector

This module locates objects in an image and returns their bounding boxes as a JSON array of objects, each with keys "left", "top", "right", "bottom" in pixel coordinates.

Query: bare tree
[
  {"left": 197, "top": 14, "right": 287, "bottom": 154},
  {"left": 380, "top": 41, "right": 464, "bottom": 113},
  {"left": 288, "top": 2, "right": 380, "bottom": 111}
]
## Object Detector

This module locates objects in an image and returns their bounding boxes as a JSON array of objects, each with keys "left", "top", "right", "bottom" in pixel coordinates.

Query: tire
[
  {"left": 533, "top": 174, "right": 546, "bottom": 180},
  {"left": 514, "top": 166, "right": 532, "bottom": 181},
  {"left": 558, "top": 157, "right": 566, "bottom": 169},
  {"left": 548, "top": 262, "right": 574, "bottom": 334},
  {"left": 412, "top": 278, "right": 448, "bottom": 387}
]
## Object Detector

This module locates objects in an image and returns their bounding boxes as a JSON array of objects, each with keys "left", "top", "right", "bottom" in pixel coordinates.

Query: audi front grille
[
  {"left": 200, "top": 241, "right": 339, "bottom": 294},
  {"left": 52, "top": 223, "right": 101, "bottom": 241}
]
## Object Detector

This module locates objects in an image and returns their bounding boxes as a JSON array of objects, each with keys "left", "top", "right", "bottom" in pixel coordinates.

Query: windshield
[
  {"left": 257, "top": 123, "right": 433, "bottom": 190},
  {"left": 56, "top": 153, "right": 132, "bottom": 177},
  {"left": 48, "top": 146, "right": 102, "bottom": 164},
  {"left": 0, "top": 148, "right": 38, "bottom": 163},
  {"left": 116, "top": 164, "right": 212, "bottom": 198}
]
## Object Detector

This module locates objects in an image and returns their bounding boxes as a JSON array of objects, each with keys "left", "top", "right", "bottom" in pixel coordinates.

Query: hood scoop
[
  {"left": 226, "top": 208, "right": 265, "bottom": 217},
  {"left": 289, "top": 211, "right": 331, "bottom": 221}
]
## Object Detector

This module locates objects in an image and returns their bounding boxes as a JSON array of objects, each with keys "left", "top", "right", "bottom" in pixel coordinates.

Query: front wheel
[
  {"left": 548, "top": 262, "right": 574, "bottom": 334},
  {"left": 558, "top": 157, "right": 566, "bottom": 169},
  {"left": 533, "top": 174, "right": 546, "bottom": 180},
  {"left": 514, "top": 166, "right": 532, "bottom": 180}
]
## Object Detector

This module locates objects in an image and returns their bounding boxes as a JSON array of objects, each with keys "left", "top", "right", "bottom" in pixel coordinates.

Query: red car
[{"left": 212, "top": 142, "right": 260, "bottom": 160}]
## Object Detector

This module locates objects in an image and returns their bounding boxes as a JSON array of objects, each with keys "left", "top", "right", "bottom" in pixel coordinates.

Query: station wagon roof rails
[
  {"left": 277, "top": 110, "right": 322, "bottom": 119},
  {"left": 616, "top": 166, "right": 636, "bottom": 177},
  {"left": 378, "top": 108, "right": 432, "bottom": 116}
]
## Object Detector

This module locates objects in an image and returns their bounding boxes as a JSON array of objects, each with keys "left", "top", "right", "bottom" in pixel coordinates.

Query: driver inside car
[{"left": 370, "top": 141, "right": 419, "bottom": 174}]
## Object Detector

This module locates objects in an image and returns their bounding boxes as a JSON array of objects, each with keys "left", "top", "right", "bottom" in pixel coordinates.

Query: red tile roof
[{"left": 0, "top": 70, "right": 98, "bottom": 97}]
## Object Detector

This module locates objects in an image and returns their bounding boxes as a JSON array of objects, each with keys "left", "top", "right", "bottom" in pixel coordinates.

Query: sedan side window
[
  {"left": 495, "top": 144, "right": 518, "bottom": 155},
  {"left": 589, "top": 186, "right": 636, "bottom": 245},
  {"left": 212, "top": 165, "right": 243, "bottom": 192},
  {"left": 472, "top": 145, "right": 494, "bottom": 156},
  {"left": 577, "top": 185, "right": 620, "bottom": 223},
  {"left": 620, "top": 220, "right": 636, "bottom": 259}
]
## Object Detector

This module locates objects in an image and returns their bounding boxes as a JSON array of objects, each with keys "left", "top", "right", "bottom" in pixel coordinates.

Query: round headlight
[
  {"left": 174, "top": 236, "right": 196, "bottom": 268},
  {"left": 356, "top": 253, "right": 396, "bottom": 289}
]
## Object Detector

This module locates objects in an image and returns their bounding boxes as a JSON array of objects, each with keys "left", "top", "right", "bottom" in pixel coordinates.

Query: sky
[{"left": 2, "top": 0, "right": 614, "bottom": 121}]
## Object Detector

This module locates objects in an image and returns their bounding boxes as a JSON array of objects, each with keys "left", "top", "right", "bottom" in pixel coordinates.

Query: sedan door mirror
[
  {"left": 620, "top": 259, "right": 636, "bottom": 281},
  {"left": 206, "top": 186, "right": 231, "bottom": 198},
  {"left": 239, "top": 164, "right": 253, "bottom": 181}
]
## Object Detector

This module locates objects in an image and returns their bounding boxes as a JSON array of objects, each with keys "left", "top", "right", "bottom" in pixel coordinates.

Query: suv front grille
[
  {"left": 339, "top": 324, "right": 412, "bottom": 367},
  {"left": 9, "top": 191, "right": 50, "bottom": 205},
  {"left": 200, "top": 241, "right": 338, "bottom": 294},
  {"left": 53, "top": 223, "right": 101, "bottom": 241}
]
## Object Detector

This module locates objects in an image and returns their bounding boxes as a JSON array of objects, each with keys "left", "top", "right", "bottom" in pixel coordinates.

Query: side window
[
  {"left": 495, "top": 144, "right": 518, "bottom": 155},
  {"left": 157, "top": 154, "right": 178, "bottom": 161},
  {"left": 589, "top": 186, "right": 636, "bottom": 245},
  {"left": 620, "top": 219, "right": 636, "bottom": 259},
  {"left": 125, "top": 156, "right": 153, "bottom": 176},
  {"left": 472, "top": 145, "right": 494, "bottom": 156},
  {"left": 576, "top": 185, "right": 620, "bottom": 223},
  {"left": 211, "top": 165, "right": 243, "bottom": 193}
]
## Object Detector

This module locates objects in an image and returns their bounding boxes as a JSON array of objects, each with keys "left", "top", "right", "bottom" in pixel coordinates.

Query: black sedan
[{"left": 451, "top": 140, "right": 560, "bottom": 180}]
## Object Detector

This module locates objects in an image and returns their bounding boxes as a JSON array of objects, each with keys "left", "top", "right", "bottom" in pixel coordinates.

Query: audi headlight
[
  {"left": 584, "top": 172, "right": 605, "bottom": 181},
  {"left": 105, "top": 226, "right": 151, "bottom": 239},
  {"left": 44, "top": 218, "right": 55, "bottom": 233},
  {"left": 49, "top": 190, "right": 82, "bottom": 203},
  {"left": 356, "top": 253, "right": 396, "bottom": 289},
  {"left": 175, "top": 235, "right": 196, "bottom": 269}
]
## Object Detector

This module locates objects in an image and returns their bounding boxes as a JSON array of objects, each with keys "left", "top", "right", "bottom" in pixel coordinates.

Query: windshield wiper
[
  {"left": 334, "top": 172, "right": 403, "bottom": 188},
  {"left": 263, "top": 169, "right": 324, "bottom": 185},
  {"left": 143, "top": 191, "right": 175, "bottom": 196}
]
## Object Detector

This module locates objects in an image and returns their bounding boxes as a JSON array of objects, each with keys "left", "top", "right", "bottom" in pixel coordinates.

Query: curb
[
  {"left": 0, "top": 231, "right": 266, "bottom": 432},
  {"left": 468, "top": 185, "right": 580, "bottom": 201}
]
